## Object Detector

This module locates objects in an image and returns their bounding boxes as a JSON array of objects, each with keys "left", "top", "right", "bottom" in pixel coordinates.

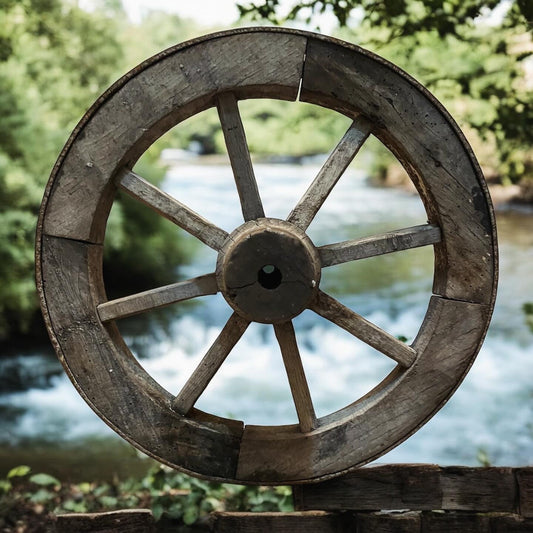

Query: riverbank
[{"left": 373, "top": 160, "right": 533, "bottom": 212}]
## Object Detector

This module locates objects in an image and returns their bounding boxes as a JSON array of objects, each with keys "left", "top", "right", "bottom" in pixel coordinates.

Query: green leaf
[
  {"left": 29, "top": 488, "right": 55, "bottom": 503},
  {"left": 29, "top": 473, "right": 61, "bottom": 487},
  {"left": 98, "top": 495, "right": 118, "bottom": 508},
  {"left": 183, "top": 505, "right": 199, "bottom": 525},
  {"left": 151, "top": 502, "right": 164, "bottom": 521},
  {"left": 7, "top": 465, "right": 31, "bottom": 478}
]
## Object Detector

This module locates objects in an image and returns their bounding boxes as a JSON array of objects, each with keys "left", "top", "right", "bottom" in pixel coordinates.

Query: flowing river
[{"left": 1, "top": 160, "right": 532, "bottom": 481}]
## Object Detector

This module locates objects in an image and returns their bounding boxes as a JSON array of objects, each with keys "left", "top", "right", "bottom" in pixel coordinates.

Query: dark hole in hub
[{"left": 258, "top": 264, "right": 282, "bottom": 290}]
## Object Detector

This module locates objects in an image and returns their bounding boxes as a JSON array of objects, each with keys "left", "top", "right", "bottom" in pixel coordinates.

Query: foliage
[
  {"left": 0, "top": 0, "right": 124, "bottom": 341},
  {"left": 237, "top": 0, "right": 533, "bottom": 185},
  {"left": 523, "top": 302, "right": 533, "bottom": 333},
  {"left": 0, "top": 1, "right": 196, "bottom": 342},
  {"left": 238, "top": 0, "right": 532, "bottom": 36},
  {"left": 0, "top": 464, "right": 292, "bottom": 531}
]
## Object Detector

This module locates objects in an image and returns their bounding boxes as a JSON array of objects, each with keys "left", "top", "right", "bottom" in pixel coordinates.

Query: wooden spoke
[
  {"left": 287, "top": 117, "right": 370, "bottom": 230},
  {"left": 97, "top": 273, "right": 218, "bottom": 323},
  {"left": 310, "top": 291, "right": 416, "bottom": 368},
  {"left": 319, "top": 224, "right": 442, "bottom": 267},
  {"left": 119, "top": 170, "right": 228, "bottom": 250},
  {"left": 172, "top": 313, "right": 250, "bottom": 415},
  {"left": 217, "top": 93, "right": 265, "bottom": 221},
  {"left": 274, "top": 321, "right": 318, "bottom": 433}
]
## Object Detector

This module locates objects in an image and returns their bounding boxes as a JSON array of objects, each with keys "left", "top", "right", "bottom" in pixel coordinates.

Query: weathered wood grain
[
  {"left": 42, "top": 29, "right": 307, "bottom": 244},
  {"left": 172, "top": 313, "right": 250, "bottom": 415},
  {"left": 357, "top": 512, "right": 421, "bottom": 533},
  {"left": 319, "top": 224, "right": 441, "bottom": 267},
  {"left": 97, "top": 273, "right": 218, "bottom": 322},
  {"left": 210, "top": 511, "right": 352, "bottom": 533},
  {"left": 54, "top": 509, "right": 154, "bottom": 533},
  {"left": 217, "top": 92, "right": 264, "bottom": 221},
  {"left": 300, "top": 37, "right": 497, "bottom": 306},
  {"left": 516, "top": 468, "right": 533, "bottom": 517},
  {"left": 236, "top": 297, "right": 489, "bottom": 482},
  {"left": 294, "top": 465, "right": 519, "bottom": 513},
  {"left": 40, "top": 235, "right": 243, "bottom": 480},
  {"left": 287, "top": 117, "right": 370, "bottom": 230},
  {"left": 119, "top": 171, "right": 228, "bottom": 250},
  {"left": 310, "top": 290, "right": 416, "bottom": 367},
  {"left": 421, "top": 511, "right": 489, "bottom": 533},
  {"left": 274, "top": 321, "right": 318, "bottom": 433},
  {"left": 440, "top": 467, "right": 516, "bottom": 512},
  {"left": 293, "top": 464, "right": 442, "bottom": 511},
  {"left": 491, "top": 514, "right": 533, "bottom": 532}
]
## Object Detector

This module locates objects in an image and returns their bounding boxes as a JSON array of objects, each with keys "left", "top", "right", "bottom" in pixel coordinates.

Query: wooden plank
[
  {"left": 516, "top": 468, "right": 533, "bottom": 517},
  {"left": 119, "top": 171, "right": 228, "bottom": 250},
  {"left": 357, "top": 511, "right": 421, "bottom": 533},
  {"left": 97, "top": 273, "right": 218, "bottom": 322},
  {"left": 310, "top": 291, "right": 416, "bottom": 368},
  {"left": 42, "top": 29, "right": 306, "bottom": 244},
  {"left": 54, "top": 509, "right": 154, "bottom": 533},
  {"left": 421, "top": 511, "right": 489, "bottom": 533},
  {"left": 172, "top": 313, "right": 250, "bottom": 415},
  {"left": 300, "top": 36, "right": 496, "bottom": 305},
  {"left": 293, "top": 464, "right": 442, "bottom": 511},
  {"left": 210, "top": 511, "right": 353, "bottom": 533},
  {"left": 217, "top": 93, "right": 264, "bottom": 221},
  {"left": 287, "top": 118, "right": 370, "bottom": 230},
  {"left": 319, "top": 224, "right": 441, "bottom": 268},
  {"left": 294, "top": 465, "right": 517, "bottom": 513},
  {"left": 274, "top": 321, "right": 318, "bottom": 432},
  {"left": 440, "top": 467, "right": 516, "bottom": 512},
  {"left": 491, "top": 514, "right": 533, "bottom": 532}
]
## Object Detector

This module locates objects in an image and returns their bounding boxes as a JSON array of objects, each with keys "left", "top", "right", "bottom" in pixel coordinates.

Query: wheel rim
[{"left": 36, "top": 27, "right": 497, "bottom": 484}]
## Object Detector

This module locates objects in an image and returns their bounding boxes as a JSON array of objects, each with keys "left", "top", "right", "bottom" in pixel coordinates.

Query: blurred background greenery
[{"left": 0, "top": 0, "right": 531, "bottom": 344}]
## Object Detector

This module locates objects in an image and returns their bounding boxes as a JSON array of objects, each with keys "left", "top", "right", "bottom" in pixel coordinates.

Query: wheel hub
[{"left": 216, "top": 218, "right": 321, "bottom": 323}]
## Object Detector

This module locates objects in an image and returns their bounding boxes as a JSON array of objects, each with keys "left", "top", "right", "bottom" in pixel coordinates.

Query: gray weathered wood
[
  {"left": 293, "top": 464, "right": 442, "bottom": 511},
  {"left": 274, "top": 321, "right": 318, "bottom": 433},
  {"left": 293, "top": 465, "right": 517, "bottom": 513},
  {"left": 235, "top": 297, "right": 488, "bottom": 482},
  {"left": 310, "top": 291, "right": 416, "bottom": 367},
  {"left": 517, "top": 468, "right": 533, "bottom": 517},
  {"left": 217, "top": 93, "right": 264, "bottom": 221},
  {"left": 287, "top": 118, "right": 370, "bottom": 230},
  {"left": 491, "top": 514, "right": 533, "bottom": 532},
  {"left": 54, "top": 509, "right": 155, "bottom": 533},
  {"left": 210, "top": 511, "right": 351, "bottom": 533},
  {"left": 421, "top": 511, "right": 490, "bottom": 533},
  {"left": 119, "top": 171, "right": 228, "bottom": 250},
  {"left": 42, "top": 29, "right": 306, "bottom": 244},
  {"left": 172, "top": 313, "right": 250, "bottom": 415},
  {"left": 440, "top": 466, "right": 516, "bottom": 512},
  {"left": 300, "top": 36, "right": 496, "bottom": 305},
  {"left": 319, "top": 224, "right": 441, "bottom": 267},
  {"left": 97, "top": 273, "right": 218, "bottom": 322},
  {"left": 39, "top": 235, "right": 243, "bottom": 481},
  {"left": 357, "top": 512, "right": 421, "bottom": 533}
]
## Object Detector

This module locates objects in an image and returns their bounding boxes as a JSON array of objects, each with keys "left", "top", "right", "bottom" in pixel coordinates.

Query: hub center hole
[{"left": 258, "top": 264, "right": 282, "bottom": 290}]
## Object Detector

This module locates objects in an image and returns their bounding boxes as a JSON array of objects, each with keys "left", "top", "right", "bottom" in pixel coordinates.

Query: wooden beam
[{"left": 293, "top": 464, "right": 518, "bottom": 513}]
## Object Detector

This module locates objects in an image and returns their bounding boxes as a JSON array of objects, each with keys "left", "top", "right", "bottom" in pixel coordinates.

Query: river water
[{"left": 1, "top": 161, "right": 532, "bottom": 481}]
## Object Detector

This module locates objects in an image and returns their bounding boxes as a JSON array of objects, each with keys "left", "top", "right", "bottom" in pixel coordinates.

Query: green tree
[
  {"left": 0, "top": 1, "right": 193, "bottom": 342},
  {"left": 238, "top": 0, "right": 533, "bottom": 185}
]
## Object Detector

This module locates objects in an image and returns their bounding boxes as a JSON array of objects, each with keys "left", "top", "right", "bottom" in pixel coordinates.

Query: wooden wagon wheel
[{"left": 36, "top": 28, "right": 497, "bottom": 484}]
